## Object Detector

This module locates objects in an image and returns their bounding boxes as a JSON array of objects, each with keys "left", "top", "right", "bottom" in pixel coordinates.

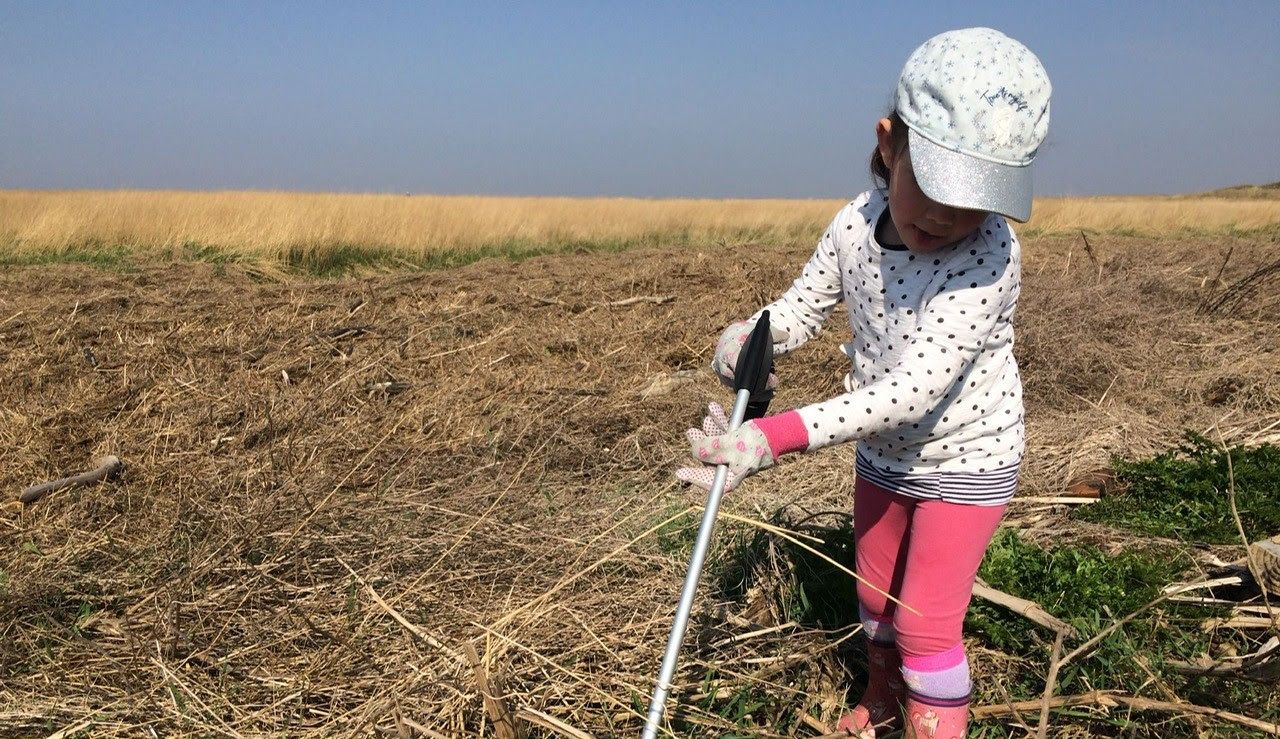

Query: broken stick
[
  {"left": 973, "top": 580, "right": 1079, "bottom": 638},
  {"left": 603, "top": 294, "right": 674, "bottom": 307},
  {"left": 464, "top": 642, "right": 524, "bottom": 739},
  {"left": 513, "top": 708, "right": 596, "bottom": 739},
  {"left": 20, "top": 455, "right": 124, "bottom": 505},
  {"left": 974, "top": 690, "right": 1280, "bottom": 735},
  {"left": 1168, "top": 636, "right": 1280, "bottom": 682}
]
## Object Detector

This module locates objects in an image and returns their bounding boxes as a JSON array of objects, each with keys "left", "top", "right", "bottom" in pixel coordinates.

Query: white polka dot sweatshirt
[{"left": 748, "top": 191, "right": 1025, "bottom": 504}]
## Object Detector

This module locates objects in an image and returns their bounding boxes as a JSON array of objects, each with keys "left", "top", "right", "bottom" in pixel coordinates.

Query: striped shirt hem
[{"left": 856, "top": 450, "right": 1019, "bottom": 506}]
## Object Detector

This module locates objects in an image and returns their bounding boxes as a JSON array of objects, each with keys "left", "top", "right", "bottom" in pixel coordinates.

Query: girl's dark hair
[{"left": 870, "top": 110, "right": 910, "bottom": 189}]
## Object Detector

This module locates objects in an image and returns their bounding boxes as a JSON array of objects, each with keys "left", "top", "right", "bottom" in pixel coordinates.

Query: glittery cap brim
[{"left": 907, "top": 128, "right": 1033, "bottom": 223}]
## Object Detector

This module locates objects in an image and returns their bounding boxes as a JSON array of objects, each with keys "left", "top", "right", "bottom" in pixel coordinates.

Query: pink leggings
[{"left": 854, "top": 477, "right": 1005, "bottom": 659}]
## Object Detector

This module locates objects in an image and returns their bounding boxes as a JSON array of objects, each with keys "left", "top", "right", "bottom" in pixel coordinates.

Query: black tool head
[{"left": 734, "top": 311, "right": 775, "bottom": 420}]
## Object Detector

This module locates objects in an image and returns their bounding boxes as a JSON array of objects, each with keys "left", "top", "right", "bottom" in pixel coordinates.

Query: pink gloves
[
  {"left": 676, "top": 403, "right": 810, "bottom": 492},
  {"left": 684, "top": 320, "right": 807, "bottom": 492}
]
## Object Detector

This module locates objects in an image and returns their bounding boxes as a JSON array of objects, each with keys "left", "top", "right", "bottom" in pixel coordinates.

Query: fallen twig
[
  {"left": 397, "top": 716, "right": 453, "bottom": 739},
  {"left": 1036, "top": 630, "right": 1066, "bottom": 739},
  {"left": 1058, "top": 586, "right": 1180, "bottom": 668},
  {"left": 514, "top": 707, "right": 596, "bottom": 739},
  {"left": 797, "top": 712, "right": 835, "bottom": 736},
  {"left": 334, "top": 557, "right": 467, "bottom": 669},
  {"left": 974, "top": 690, "right": 1280, "bottom": 734},
  {"left": 972, "top": 580, "right": 1078, "bottom": 638},
  {"left": 20, "top": 455, "right": 124, "bottom": 505},
  {"left": 710, "top": 621, "right": 798, "bottom": 649},
  {"left": 1232, "top": 604, "right": 1280, "bottom": 616},
  {"left": 1162, "top": 574, "right": 1245, "bottom": 594},
  {"left": 1108, "top": 694, "right": 1280, "bottom": 735},
  {"left": 1014, "top": 495, "right": 1100, "bottom": 505},
  {"left": 973, "top": 689, "right": 1120, "bottom": 718},
  {"left": 1168, "top": 636, "right": 1280, "bottom": 682},
  {"left": 990, "top": 677, "right": 1037, "bottom": 736},
  {"left": 1167, "top": 594, "right": 1247, "bottom": 607},
  {"left": 1201, "top": 615, "right": 1277, "bottom": 631},
  {"left": 465, "top": 642, "right": 524, "bottom": 739},
  {"left": 602, "top": 294, "right": 675, "bottom": 307},
  {"left": 1131, "top": 653, "right": 1208, "bottom": 735}
]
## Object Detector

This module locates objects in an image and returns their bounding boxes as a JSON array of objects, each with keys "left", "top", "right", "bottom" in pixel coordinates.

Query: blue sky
[{"left": 1, "top": 1, "right": 1277, "bottom": 197}]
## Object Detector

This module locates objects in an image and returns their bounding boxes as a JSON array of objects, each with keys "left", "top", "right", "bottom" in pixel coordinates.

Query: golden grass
[
  {"left": 1, "top": 190, "right": 1277, "bottom": 264},
  {"left": 1029, "top": 196, "right": 1280, "bottom": 234}
]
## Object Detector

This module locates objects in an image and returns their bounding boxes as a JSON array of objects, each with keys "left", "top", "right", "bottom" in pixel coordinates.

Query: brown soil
[{"left": 1, "top": 233, "right": 1277, "bottom": 736}]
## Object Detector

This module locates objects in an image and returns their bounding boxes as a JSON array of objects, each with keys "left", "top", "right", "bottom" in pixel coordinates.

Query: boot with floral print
[
  {"left": 836, "top": 641, "right": 903, "bottom": 737},
  {"left": 903, "top": 693, "right": 968, "bottom": 738}
]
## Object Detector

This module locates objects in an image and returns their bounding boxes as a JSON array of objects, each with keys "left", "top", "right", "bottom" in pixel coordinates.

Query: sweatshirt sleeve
[
  {"left": 746, "top": 210, "right": 849, "bottom": 356},
  {"left": 794, "top": 243, "right": 1019, "bottom": 450}
]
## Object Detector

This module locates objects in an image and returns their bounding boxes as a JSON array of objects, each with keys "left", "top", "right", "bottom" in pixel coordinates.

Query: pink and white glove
[
  {"left": 711, "top": 320, "right": 786, "bottom": 390},
  {"left": 676, "top": 402, "right": 775, "bottom": 492},
  {"left": 675, "top": 403, "right": 810, "bottom": 492}
]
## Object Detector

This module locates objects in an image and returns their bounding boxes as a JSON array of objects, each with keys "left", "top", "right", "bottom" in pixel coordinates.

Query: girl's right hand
[{"left": 712, "top": 320, "right": 783, "bottom": 390}]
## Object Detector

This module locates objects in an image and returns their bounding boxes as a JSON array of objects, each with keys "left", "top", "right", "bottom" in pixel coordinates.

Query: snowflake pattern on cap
[{"left": 896, "top": 27, "right": 1051, "bottom": 166}]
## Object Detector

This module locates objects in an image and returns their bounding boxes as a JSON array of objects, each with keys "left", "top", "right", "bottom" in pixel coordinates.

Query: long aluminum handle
[{"left": 640, "top": 388, "right": 752, "bottom": 739}]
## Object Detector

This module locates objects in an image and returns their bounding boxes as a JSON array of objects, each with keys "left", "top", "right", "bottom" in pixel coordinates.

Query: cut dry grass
[
  {"left": 1, "top": 230, "right": 1278, "bottom": 736},
  {"left": 2, "top": 190, "right": 1278, "bottom": 271}
]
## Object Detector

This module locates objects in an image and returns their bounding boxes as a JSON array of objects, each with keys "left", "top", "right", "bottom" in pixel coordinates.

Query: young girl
[{"left": 676, "top": 27, "right": 1051, "bottom": 738}]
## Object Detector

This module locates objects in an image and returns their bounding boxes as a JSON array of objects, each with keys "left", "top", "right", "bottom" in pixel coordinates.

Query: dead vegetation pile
[{"left": 1, "top": 231, "right": 1278, "bottom": 737}]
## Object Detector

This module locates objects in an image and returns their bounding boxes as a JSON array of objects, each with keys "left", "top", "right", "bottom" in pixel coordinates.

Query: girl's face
[{"left": 877, "top": 118, "right": 988, "bottom": 253}]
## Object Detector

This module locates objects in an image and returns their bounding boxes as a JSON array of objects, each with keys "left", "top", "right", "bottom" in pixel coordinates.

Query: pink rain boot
[
  {"left": 903, "top": 694, "right": 969, "bottom": 738},
  {"left": 836, "top": 641, "right": 903, "bottom": 737}
]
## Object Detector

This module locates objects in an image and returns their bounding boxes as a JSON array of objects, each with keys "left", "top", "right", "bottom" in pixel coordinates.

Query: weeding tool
[{"left": 641, "top": 311, "right": 775, "bottom": 738}]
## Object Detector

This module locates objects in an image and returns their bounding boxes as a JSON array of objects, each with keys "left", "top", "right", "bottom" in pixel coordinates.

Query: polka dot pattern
[{"left": 750, "top": 192, "right": 1025, "bottom": 489}]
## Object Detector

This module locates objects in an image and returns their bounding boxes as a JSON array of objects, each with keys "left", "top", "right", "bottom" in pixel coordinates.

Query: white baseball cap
[{"left": 895, "top": 27, "right": 1051, "bottom": 222}]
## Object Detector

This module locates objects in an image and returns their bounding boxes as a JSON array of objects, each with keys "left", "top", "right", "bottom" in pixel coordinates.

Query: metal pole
[{"left": 640, "top": 387, "right": 752, "bottom": 739}]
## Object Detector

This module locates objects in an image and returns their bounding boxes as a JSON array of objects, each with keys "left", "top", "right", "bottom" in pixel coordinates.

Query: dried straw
[{"left": 1, "top": 231, "right": 1277, "bottom": 735}]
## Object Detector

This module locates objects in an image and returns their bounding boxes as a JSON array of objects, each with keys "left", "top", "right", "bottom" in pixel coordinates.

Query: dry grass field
[
  {"left": 2, "top": 191, "right": 1279, "bottom": 737},
  {"left": 1, "top": 189, "right": 1278, "bottom": 272}
]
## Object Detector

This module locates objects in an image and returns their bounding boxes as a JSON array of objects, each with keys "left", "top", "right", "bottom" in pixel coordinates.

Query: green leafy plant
[
  {"left": 1075, "top": 431, "right": 1280, "bottom": 543},
  {"left": 970, "top": 528, "right": 1191, "bottom": 653}
]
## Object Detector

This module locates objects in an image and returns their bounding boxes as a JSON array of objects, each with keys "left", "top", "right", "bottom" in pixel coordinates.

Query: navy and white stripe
[{"left": 856, "top": 448, "right": 1019, "bottom": 506}]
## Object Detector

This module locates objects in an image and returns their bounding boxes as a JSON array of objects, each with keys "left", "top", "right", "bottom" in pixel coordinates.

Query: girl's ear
[{"left": 876, "top": 117, "right": 896, "bottom": 169}]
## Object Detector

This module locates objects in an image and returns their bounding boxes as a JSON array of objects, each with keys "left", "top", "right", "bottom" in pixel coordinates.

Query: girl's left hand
[
  {"left": 675, "top": 402, "right": 776, "bottom": 492},
  {"left": 712, "top": 320, "right": 785, "bottom": 391}
]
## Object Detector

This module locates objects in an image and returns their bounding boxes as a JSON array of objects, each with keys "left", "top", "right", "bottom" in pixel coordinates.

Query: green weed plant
[{"left": 1075, "top": 431, "right": 1280, "bottom": 543}]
